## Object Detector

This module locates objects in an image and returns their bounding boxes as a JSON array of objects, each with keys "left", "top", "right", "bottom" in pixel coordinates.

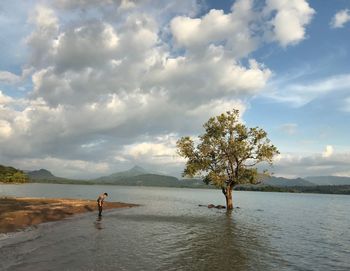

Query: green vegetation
[
  {"left": 95, "top": 166, "right": 209, "bottom": 188},
  {"left": 99, "top": 173, "right": 180, "bottom": 186},
  {"left": 28, "top": 178, "right": 93, "bottom": 185},
  {"left": 177, "top": 109, "right": 279, "bottom": 209},
  {"left": 235, "top": 185, "right": 350, "bottom": 195},
  {"left": 0, "top": 165, "right": 28, "bottom": 183},
  {"left": 4, "top": 163, "right": 350, "bottom": 196},
  {"left": 304, "top": 176, "right": 350, "bottom": 186}
]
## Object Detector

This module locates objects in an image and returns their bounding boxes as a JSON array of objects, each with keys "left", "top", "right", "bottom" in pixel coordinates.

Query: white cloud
[
  {"left": 53, "top": 22, "right": 120, "bottom": 73},
  {"left": 0, "top": 71, "right": 21, "bottom": 84},
  {"left": 265, "top": 0, "right": 315, "bottom": 46},
  {"left": 170, "top": 0, "right": 315, "bottom": 54},
  {"left": 280, "top": 123, "right": 298, "bottom": 135},
  {"left": 0, "top": 91, "right": 14, "bottom": 104},
  {"left": 273, "top": 149, "right": 350, "bottom": 177},
  {"left": 187, "top": 99, "right": 247, "bottom": 125},
  {"left": 331, "top": 9, "right": 350, "bottom": 28},
  {"left": 26, "top": 5, "right": 59, "bottom": 68},
  {"left": 0, "top": 0, "right": 317, "bottom": 177},
  {"left": 170, "top": 0, "right": 258, "bottom": 57},
  {"left": 121, "top": 134, "right": 185, "bottom": 166},
  {"left": 0, "top": 120, "right": 12, "bottom": 139},
  {"left": 11, "top": 156, "right": 109, "bottom": 179},
  {"left": 322, "top": 145, "right": 334, "bottom": 158},
  {"left": 264, "top": 73, "right": 350, "bottom": 107},
  {"left": 125, "top": 142, "right": 174, "bottom": 159},
  {"left": 171, "top": 9, "right": 232, "bottom": 48}
]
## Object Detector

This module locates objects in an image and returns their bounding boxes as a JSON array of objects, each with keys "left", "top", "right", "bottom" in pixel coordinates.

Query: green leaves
[{"left": 177, "top": 109, "right": 279, "bottom": 189}]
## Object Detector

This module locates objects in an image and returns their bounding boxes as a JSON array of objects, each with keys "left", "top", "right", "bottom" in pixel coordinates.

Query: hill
[
  {"left": 27, "top": 169, "right": 91, "bottom": 185},
  {"left": 95, "top": 165, "right": 149, "bottom": 181},
  {"left": 96, "top": 166, "right": 183, "bottom": 187},
  {"left": 98, "top": 173, "right": 179, "bottom": 186},
  {"left": 27, "top": 169, "right": 62, "bottom": 181},
  {"left": 9, "top": 164, "right": 350, "bottom": 195},
  {"left": 95, "top": 166, "right": 211, "bottom": 188},
  {"left": 0, "top": 165, "right": 28, "bottom": 183},
  {"left": 304, "top": 176, "right": 350, "bottom": 186},
  {"left": 261, "top": 176, "right": 315, "bottom": 187}
]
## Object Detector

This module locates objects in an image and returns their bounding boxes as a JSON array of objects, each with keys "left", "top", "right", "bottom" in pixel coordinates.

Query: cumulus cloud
[
  {"left": 26, "top": 5, "right": 59, "bottom": 69},
  {"left": 273, "top": 148, "right": 350, "bottom": 178},
  {"left": 170, "top": 0, "right": 314, "bottom": 53},
  {"left": 11, "top": 156, "right": 109, "bottom": 179},
  {"left": 170, "top": 1, "right": 257, "bottom": 57},
  {"left": 0, "top": 71, "right": 21, "bottom": 84},
  {"left": 0, "top": 0, "right": 316, "bottom": 178},
  {"left": 123, "top": 140, "right": 181, "bottom": 164},
  {"left": 331, "top": 9, "right": 350, "bottom": 28},
  {"left": 0, "top": 120, "right": 12, "bottom": 139},
  {"left": 264, "top": 0, "right": 315, "bottom": 46},
  {"left": 0, "top": 91, "right": 14, "bottom": 104}
]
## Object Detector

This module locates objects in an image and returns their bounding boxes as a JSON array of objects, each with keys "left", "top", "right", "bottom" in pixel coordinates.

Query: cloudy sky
[{"left": 0, "top": 0, "right": 350, "bottom": 179}]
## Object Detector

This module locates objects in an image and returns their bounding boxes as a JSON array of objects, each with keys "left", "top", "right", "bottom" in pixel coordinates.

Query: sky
[{"left": 0, "top": 0, "right": 350, "bottom": 179}]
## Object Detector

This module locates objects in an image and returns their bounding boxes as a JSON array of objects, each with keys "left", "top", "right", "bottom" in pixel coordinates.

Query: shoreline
[{"left": 0, "top": 197, "right": 137, "bottom": 234}]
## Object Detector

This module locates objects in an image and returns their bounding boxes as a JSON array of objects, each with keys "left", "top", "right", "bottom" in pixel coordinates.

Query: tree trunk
[{"left": 225, "top": 187, "right": 233, "bottom": 210}]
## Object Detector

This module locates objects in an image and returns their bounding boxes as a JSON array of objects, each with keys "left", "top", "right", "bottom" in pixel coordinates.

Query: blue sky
[
  {"left": 247, "top": 0, "right": 350, "bottom": 154},
  {"left": 0, "top": 0, "right": 349, "bottom": 178}
]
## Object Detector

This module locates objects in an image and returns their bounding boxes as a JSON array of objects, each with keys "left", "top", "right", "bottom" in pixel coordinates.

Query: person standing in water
[{"left": 97, "top": 192, "right": 108, "bottom": 216}]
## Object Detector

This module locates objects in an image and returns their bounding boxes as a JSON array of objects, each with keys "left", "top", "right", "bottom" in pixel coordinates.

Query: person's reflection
[{"left": 94, "top": 215, "right": 103, "bottom": 230}]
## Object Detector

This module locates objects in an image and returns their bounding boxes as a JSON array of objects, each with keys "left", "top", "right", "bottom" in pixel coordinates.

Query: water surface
[{"left": 0, "top": 184, "right": 349, "bottom": 271}]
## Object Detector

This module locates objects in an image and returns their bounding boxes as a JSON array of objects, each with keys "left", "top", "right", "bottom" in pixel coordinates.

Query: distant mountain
[
  {"left": 261, "top": 176, "right": 315, "bottom": 187},
  {"left": 95, "top": 166, "right": 214, "bottom": 188},
  {"left": 27, "top": 169, "right": 91, "bottom": 185},
  {"left": 11, "top": 164, "right": 350, "bottom": 194},
  {"left": 95, "top": 166, "right": 184, "bottom": 187},
  {"left": 27, "top": 169, "right": 62, "bottom": 181},
  {"left": 99, "top": 173, "right": 179, "bottom": 186},
  {"left": 95, "top": 165, "right": 149, "bottom": 181},
  {"left": 305, "top": 176, "right": 350, "bottom": 186}
]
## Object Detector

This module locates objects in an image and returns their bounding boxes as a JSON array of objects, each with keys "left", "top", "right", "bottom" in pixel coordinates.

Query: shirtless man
[{"left": 97, "top": 192, "right": 108, "bottom": 216}]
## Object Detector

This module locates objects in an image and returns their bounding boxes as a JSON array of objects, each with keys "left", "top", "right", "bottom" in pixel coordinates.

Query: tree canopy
[{"left": 177, "top": 109, "right": 279, "bottom": 209}]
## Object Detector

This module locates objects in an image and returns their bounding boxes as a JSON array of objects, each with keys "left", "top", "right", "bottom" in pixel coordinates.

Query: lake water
[{"left": 0, "top": 184, "right": 349, "bottom": 271}]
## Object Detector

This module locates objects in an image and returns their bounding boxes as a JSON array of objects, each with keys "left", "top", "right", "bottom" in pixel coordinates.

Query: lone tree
[{"left": 177, "top": 109, "right": 279, "bottom": 210}]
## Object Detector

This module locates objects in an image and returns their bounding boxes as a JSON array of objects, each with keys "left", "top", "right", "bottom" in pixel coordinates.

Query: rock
[{"left": 199, "top": 204, "right": 226, "bottom": 209}]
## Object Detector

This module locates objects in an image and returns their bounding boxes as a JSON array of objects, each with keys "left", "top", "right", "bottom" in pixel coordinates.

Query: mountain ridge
[
  {"left": 27, "top": 169, "right": 63, "bottom": 181},
  {"left": 18, "top": 165, "right": 350, "bottom": 188},
  {"left": 304, "top": 176, "right": 350, "bottom": 186}
]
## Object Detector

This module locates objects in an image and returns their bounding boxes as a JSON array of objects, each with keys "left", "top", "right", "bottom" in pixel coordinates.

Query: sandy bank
[{"left": 0, "top": 197, "right": 137, "bottom": 233}]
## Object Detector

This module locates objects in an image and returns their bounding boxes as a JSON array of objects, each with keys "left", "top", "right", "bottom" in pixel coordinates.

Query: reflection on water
[
  {"left": 94, "top": 216, "right": 103, "bottom": 230},
  {"left": 162, "top": 213, "right": 252, "bottom": 271},
  {"left": 0, "top": 184, "right": 350, "bottom": 271}
]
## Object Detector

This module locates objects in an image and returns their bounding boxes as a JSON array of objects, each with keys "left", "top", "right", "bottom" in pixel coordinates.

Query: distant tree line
[
  {"left": 0, "top": 165, "right": 28, "bottom": 183},
  {"left": 235, "top": 185, "right": 350, "bottom": 195}
]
